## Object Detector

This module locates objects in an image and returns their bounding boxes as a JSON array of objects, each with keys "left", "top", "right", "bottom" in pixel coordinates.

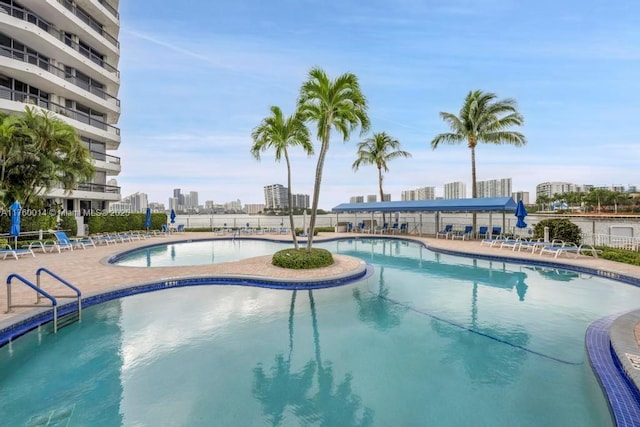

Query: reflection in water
[
  {"left": 253, "top": 290, "right": 373, "bottom": 426},
  {"left": 352, "top": 266, "right": 407, "bottom": 330},
  {"left": 525, "top": 266, "right": 580, "bottom": 282}
]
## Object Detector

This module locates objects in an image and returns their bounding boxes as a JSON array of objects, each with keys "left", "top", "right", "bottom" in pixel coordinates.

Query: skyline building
[
  {"left": 350, "top": 196, "right": 364, "bottom": 203},
  {"left": 444, "top": 182, "right": 466, "bottom": 199},
  {"left": 477, "top": 178, "right": 512, "bottom": 198},
  {"left": 401, "top": 186, "right": 435, "bottom": 201},
  {"left": 512, "top": 191, "right": 530, "bottom": 205},
  {"left": 0, "top": 0, "right": 122, "bottom": 215},
  {"left": 264, "top": 184, "right": 288, "bottom": 209}
]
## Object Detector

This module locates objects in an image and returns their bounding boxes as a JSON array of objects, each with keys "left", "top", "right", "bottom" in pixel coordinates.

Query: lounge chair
[
  {"left": 490, "top": 226, "right": 502, "bottom": 239},
  {"left": 436, "top": 225, "right": 453, "bottom": 239},
  {"left": 0, "top": 244, "right": 35, "bottom": 260},
  {"left": 374, "top": 223, "right": 389, "bottom": 234},
  {"left": 389, "top": 223, "right": 399, "bottom": 234},
  {"left": 477, "top": 226, "right": 489, "bottom": 239},
  {"left": 399, "top": 223, "right": 408, "bottom": 234},
  {"left": 452, "top": 225, "right": 474, "bottom": 240},
  {"left": 54, "top": 231, "right": 95, "bottom": 250}
]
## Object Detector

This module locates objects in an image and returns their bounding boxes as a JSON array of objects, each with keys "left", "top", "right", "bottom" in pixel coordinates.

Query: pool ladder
[{"left": 5, "top": 267, "right": 82, "bottom": 333}]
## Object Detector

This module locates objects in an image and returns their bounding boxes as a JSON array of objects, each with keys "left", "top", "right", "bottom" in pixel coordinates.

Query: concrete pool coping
[{"left": 1, "top": 231, "right": 640, "bottom": 424}]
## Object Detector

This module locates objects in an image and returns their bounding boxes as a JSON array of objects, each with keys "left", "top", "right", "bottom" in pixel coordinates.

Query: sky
[{"left": 115, "top": 0, "right": 640, "bottom": 210}]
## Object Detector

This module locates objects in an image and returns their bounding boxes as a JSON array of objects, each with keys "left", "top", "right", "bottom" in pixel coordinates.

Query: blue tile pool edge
[{"left": 0, "top": 261, "right": 372, "bottom": 348}]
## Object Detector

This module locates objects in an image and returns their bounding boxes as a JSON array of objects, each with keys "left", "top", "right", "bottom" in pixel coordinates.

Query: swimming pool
[
  {"left": 2, "top": 238, "right": 638, "bottom": 426},
  {"left": 111, "top": 239, "right": 286, "bottom": 267}
]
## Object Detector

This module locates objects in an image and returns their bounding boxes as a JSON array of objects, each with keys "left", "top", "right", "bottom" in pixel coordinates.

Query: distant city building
[
  {"left": 444, "top": 182, "right": 466, "bottom": 199},
  {"left": 536, "top": 182, "right": 576, "bottom": 199},
  {"left": 264, "top": 184, "right": 288, "bottom": 209},
  {"left": 204, "top": 200, "right": 215, "bottom": 210},
  {"left": 628, "top": 185, "right": 638, "bottom": 193},
  {"left": 292, "top": 194, "right": 310, "bottom": 209},
  {"left": 225, "top": 199, "right": 243, "bottom": 212},
  {"left": 173, "top": 189, "right": 185, "bottom": 211},
  {"left": 382, "top": 193, "right": 391, "bottom": 202},
  {"left": 121, "top": 192, "right": 148, "bottom": 213},
  {"left": 512, "top": 191, "right": 530, "bottom": 205},
  {"left": 245, "top": 204, "right": 266, "bottom": 215},
  {"left": 366, "top": 194, "right": 377, "bottom": 203},
  {"left": 108, "top": 201, "right": 132, "bottom": 212},
  {"left": 168, "top": 197, "right": 179, "bottom": 212},
  {"left": 148, "top": 202, "right": 165, "bottom": 213},
  {"left": 477, "top": 178, "right": 512, "bottom": 198},
  {"left": 350, "top": 196, "right": 364, "bottom": 203},
  {"left": 402, "top": 187, "right": 435, "bottom": 201}
]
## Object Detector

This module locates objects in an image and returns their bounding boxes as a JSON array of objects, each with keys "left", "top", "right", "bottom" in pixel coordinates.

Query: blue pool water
[
  {"left": 2, "top": 238, "right": 639, "bottom": 426},
  {"left": 112, "top": 239, "right": 285, "bottom": 266}
]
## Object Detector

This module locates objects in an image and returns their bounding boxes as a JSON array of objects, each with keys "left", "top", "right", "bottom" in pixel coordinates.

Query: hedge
[{"left": 272, "top": 248, "right": 334, "bottom": 269}]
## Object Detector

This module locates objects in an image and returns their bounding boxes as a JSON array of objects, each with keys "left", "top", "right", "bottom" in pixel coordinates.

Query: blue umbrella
[
  {"left": 515, "top": 200, "right": 528, "bottom": 228},
  {"left": 144, "top": 207, "right": 152, "bottom": 230},
  {"left": 170, "top": 209, "right": 176, "bottom": 224},
  {"left": 9, "top": 201, "right": 21, "bottom": 249}
]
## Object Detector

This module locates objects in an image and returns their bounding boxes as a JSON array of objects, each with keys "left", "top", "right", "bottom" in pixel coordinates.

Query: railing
[
  {"left": 0, "top": 2, "right": 119, "bottom": 76},
  {"left": 57, "top": 0, "right": 119, "bottom": 48},
  {"left": 73, "top": 182, "right": 120, "bottom": 194},
  {"left": 0, "top": 87, "right": 120, "bottom": 135},
  {"left": 36, "top": 267, "right": 82, "bottom": 322},
  {"left": 97, "top": 0, "right": 119, "bottom": 20},
  {"left": 0, "top": 45, "right": 120, "bottom": 106},
  {"left": 582, "top": 233, "right": 640, "bottom": 251},
  {"left": 6, "top": 273, "right": 59, "bottom": 332},
  {"left": 90, "top": 150, "right": 120, "bottom": 165}
]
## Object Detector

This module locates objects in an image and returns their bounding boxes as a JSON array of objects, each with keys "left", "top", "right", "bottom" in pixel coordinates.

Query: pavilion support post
[
  {"left": 371, "top": 212, "right": 374, "bottom": 234},
  {"left": 419, "top": 212, "right": 422, "bottom": 237}
]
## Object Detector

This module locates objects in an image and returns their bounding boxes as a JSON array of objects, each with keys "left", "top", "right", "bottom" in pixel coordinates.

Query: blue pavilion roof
[{"left": 332, "top": 197, "right": 517, "bottom": 213}]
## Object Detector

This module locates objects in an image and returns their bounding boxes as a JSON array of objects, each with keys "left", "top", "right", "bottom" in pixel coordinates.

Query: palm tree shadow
[{"left": 352, "top": 266, "right": 407, "bottom": 331}]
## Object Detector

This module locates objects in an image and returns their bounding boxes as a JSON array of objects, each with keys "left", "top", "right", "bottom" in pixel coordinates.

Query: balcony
[
  {"left": 0, "top": 2, "right": 119, "bottom": 76},
  {"left": 57, "top": 0, "right": 119, "bottom": 48},
  {"left": 0, "top": 45, "right": 120, "bottom": 107},
  {"left": 90, "top": 150, "right": 121, "bottom": 174},
  {"left": 96, "top": 0, "right": 118, "bottom": 20},
  {"left": 0, "top": 87, "right": 120, "bottom": 135},
  {"left": 48, "top": 181, "right": 121, "bottom": 200}
]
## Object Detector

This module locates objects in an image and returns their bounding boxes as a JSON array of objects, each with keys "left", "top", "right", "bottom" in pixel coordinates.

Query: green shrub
[
  {"left": 316, "top": 227, "right": 334, "bottom": 233},
  {"left": 272, "top": 248, "right": 334, "bottom": 269},
  {"left": 294, "top": 228, "right": 319, "bottom": 236},
  {"left": 86, "top": 213, "right": 167, "bottom": 233},
  {"left": 59, "top": 214, "right": 77, "bottom": 235},
  {"left": 532, "top": 218, "right": 582, "bottom": 244},
  {"left": 598, "top": 247, "right": 640, "bottom": 266}
]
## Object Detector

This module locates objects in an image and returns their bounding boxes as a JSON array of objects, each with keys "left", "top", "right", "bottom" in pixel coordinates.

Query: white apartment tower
[
  {"left": 477, "top": 178, "right": 512, "bottom": 198},
  {"left": 536, "top": 182, "right": 576, "bottom": 199},
  {"left": 264, "top": 184, "right": 288, "bottom": 209},
  {"left": 401, "top": 187, "right": 435, "bottom": 201},
  {"left": 444, "top": 182, "right": 466, "bottom": 199},
  {"left": 0, "top": 0, "right": 122, "bottom": 212}
]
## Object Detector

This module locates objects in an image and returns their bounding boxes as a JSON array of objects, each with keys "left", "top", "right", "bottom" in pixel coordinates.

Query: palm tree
[
  {"left": 297, "top": 67, "right": 370, "bottom": 252},
  {"left": 352, "top": 132, "right": 411, "bottom": 224},
  {"left": 4, "top": 107, "right": 94, "bottom": 206},
  {"left": 251, "top": 106, "right": 313, "bottom": 250},
  {"left": 431, "top": 90, "right": 526, "bottom": 230}
]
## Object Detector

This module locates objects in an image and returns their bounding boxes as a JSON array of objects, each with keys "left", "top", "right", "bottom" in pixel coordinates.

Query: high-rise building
[
  {"left": 382, "top": 193, "right": 391, "bottom": 202},
  {"left": 121, "top": 192, "right": 148, "bottom": 213},
  {"left": 0, "top": 0, "right": 122, "bottom": 212},
  {"left": 477, "top": 178, "right": 512, "bottom": 198},
  {"left": 366, "top": 194, "right": 377, "bottom": 203},
  {"left": 536, "top": 182, "right": 576, "bottom": 199},
  {"left": 444, "top": 182, "right": 466, "bottom": 199},
  {"left": 168, "top": 197, "right": 178, "bottom": 212},
  {"left": 188, "top": 191, "right": 199, "bottom": 209},
  {"left": 291, "top": 193, "right": 310, "bottom": 209},
  {"left": 402, "top": 187, "right": 435, "bottom": 201},
  {"left": 245, "top": 203, "right": 265, "bottom": 214},
  {"left": 350, "top": 196, "right": 364, "bottom": 203},
  {"left": 148, "top": 202, "right": 165, "bottom": 213},
  {"left": 264, "top": 184, "right": 288, "bottom": 209},
  {"left": 512, "top": 191, "right": 530, "bottom": 205}
]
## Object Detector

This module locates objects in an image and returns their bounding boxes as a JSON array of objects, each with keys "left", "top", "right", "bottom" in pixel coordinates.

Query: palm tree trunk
[
  {"left": 378, "top": 166, "right": 385, "bottom": 224},
  {"left": 284, "top": 150, "right": 299, "bottom": 250},
  {"left": 308, "top": 290, "right": 322, "bottom": 370},
  {"left": 306, "top": 124, "right": 332, "bottom": 252},
  {"left": 470, "top": 144, "right": 477, "bottom": 233}
]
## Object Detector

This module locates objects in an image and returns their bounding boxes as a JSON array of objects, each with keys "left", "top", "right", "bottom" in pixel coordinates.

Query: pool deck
[{"left": 1, "top": 231, "right": 640, "bottom": 401}]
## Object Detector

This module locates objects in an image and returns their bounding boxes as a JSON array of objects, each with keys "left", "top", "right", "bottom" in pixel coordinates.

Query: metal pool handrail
[
  {"left": 6, "top": 273, "right": 59, "bottom": 332},
  {"left": 36, "top": 268, "right": 82, "bottom": 323}
]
